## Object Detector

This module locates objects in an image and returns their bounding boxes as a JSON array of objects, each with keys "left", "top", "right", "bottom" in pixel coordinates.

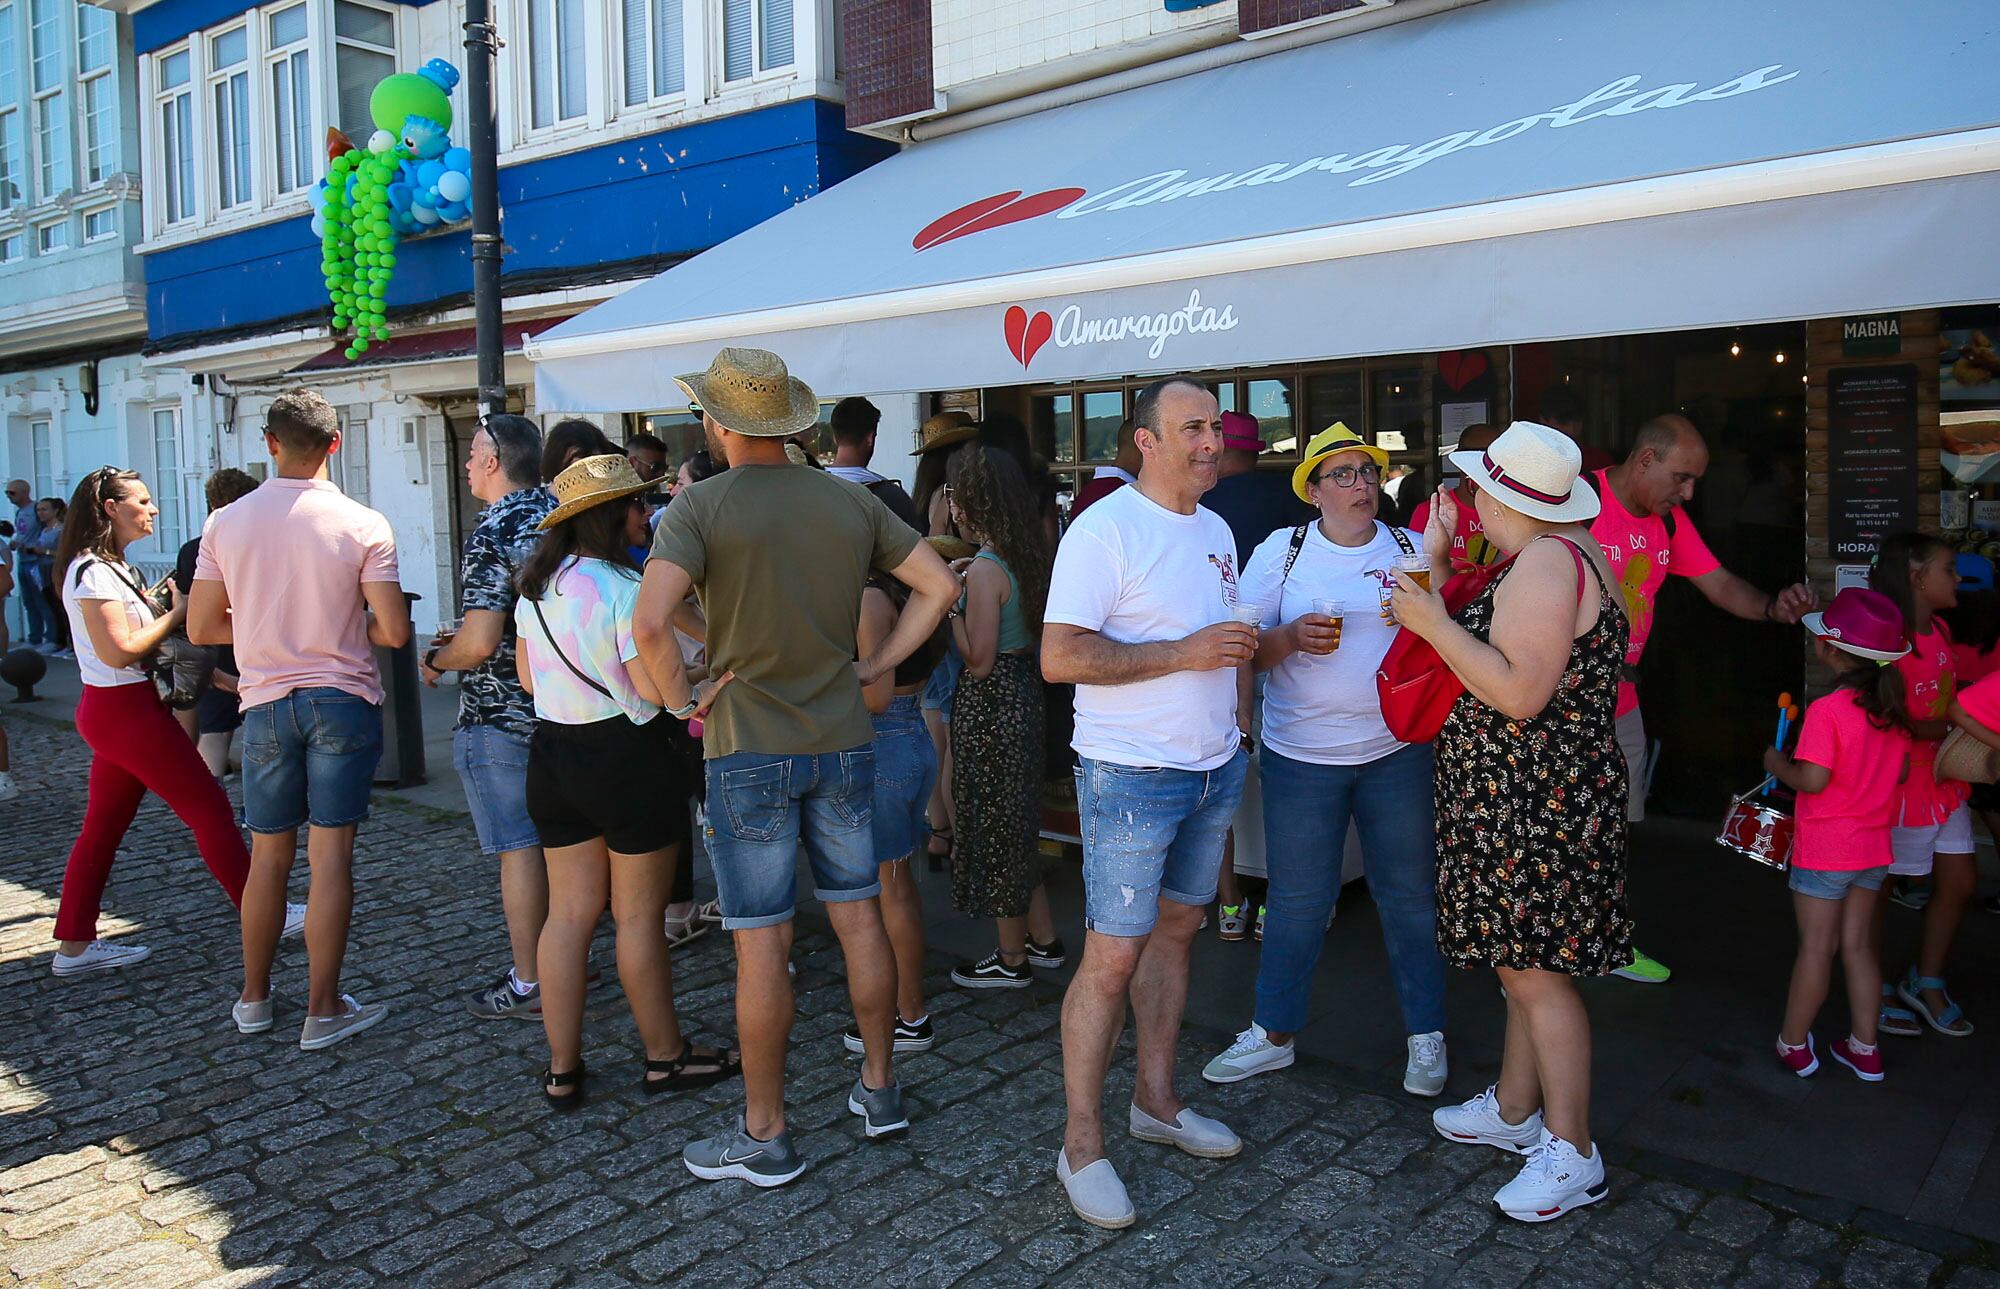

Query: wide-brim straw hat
[
  {"left": 1446, "top": 421, "right": 1600, "bottom": 523},
  {"left": 539, "top": 453, "right": 656, "bottom": 530},
  {"left": 675, "top": 347, "right": 820, "bottom": 438},
  {"left": 1292, "top": 422, "right": 1389, "bottom": 503},
  {"left": 913, "top": 410, "right": 977, "bottom": 455}
]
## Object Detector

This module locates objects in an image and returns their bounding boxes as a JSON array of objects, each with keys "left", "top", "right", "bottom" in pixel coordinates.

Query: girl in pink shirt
[{"left": 1763, "top": 588, "right": 1912, "bottom": 1083}]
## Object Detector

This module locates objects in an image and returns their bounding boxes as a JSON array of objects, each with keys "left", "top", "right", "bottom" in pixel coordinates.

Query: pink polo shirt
[
  {"left": 194, "top": 478, "right": 400, "bottom": 710},
  {"left": 1791, "top": 688, "right": 1907, "bottom": 870}
]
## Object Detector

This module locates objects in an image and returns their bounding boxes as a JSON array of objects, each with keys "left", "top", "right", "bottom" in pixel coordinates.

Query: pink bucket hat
[
  {"left": 1802, "top": 587, "right": 1910, "bottom": 662},
  {"left": 1221, "top": 411, "right": 1262, "bottom": 453}
]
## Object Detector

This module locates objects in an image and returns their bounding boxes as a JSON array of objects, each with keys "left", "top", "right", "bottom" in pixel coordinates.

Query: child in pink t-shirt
[{"left": 1763, "top": 587, "right": 1913, "bottom": 1084}]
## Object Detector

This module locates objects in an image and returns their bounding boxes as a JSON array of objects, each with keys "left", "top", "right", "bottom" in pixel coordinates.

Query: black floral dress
[{"left": 1435, "top": 538, "right": 1634, "bottom": 975}]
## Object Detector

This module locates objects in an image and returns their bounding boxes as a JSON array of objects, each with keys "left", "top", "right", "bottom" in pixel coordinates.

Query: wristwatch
[
  {"left": 668, "top": 697, "right": 701, "bottom": 721},
  {"left": 423, "top": 646, "right": 444, "bottom": 673}
]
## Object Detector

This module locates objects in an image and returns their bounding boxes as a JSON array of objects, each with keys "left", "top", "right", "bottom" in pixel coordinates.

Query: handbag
[
  {"left": 80, "top": 558, "right": 217, "bottom": 710},
  {"left": 1375, "top": 555, "right": 1516, "bottom": 744},
  {"left": 1935, "top": 726, "right": 2000, "bottom": 787}
]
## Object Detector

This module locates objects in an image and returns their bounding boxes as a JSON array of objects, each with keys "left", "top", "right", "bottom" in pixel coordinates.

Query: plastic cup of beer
[
  {"left": 1228, "top": 603, "right": 1263, "bottom": 629},
  {"left": 1311, "top": 597, "right": 1344, "bottom": 653},
  {"left": 1392, "top": 553, "right": 1431, "bottom": 592}
]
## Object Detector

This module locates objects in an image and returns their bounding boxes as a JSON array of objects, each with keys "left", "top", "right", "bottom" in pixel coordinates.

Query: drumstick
[{"left": 1766, "top": 695, "right": 1798, "bottom": 797}]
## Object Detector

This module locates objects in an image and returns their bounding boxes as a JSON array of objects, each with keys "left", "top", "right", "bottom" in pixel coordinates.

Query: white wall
[{"left": 931, "top": 0, "right": 1237, "bottom": 91}]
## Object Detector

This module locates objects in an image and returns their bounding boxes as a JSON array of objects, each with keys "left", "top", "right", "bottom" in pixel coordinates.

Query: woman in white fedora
[{"left": 1388, "top": 421, "right": 1634, "bottom": 1223}]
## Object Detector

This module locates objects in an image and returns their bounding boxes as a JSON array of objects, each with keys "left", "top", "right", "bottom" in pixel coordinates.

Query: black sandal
[
  {"left": 641, "top": 1043, "right": 742, "bottom": 1094},
  {"left": 926, "top": 826, "right": 953, "bottom": 872},
  {"left": 543, "top": 1063, "right": 586, "bottom": 1110}
]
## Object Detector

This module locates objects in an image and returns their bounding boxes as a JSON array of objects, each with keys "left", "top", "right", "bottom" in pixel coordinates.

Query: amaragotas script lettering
[{"left": 1053, "top": 289, "right": 1241, "bottom": 361}]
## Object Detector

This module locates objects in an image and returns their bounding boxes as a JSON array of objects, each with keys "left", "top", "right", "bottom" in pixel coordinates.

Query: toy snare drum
[{"left": 1716, "top": 782, "right": 1795, "bottom": 871}]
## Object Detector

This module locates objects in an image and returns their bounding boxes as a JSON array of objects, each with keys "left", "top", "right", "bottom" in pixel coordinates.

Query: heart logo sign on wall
[
  {"left": 1438, "top": 349, "right": 1489, "bottom": 392},
  {"left": 1004, "top": 306, "right": 1054, "bottom": 369},
  {"left": 913, "top": 189, "right": 1086, "bottom": 252}
]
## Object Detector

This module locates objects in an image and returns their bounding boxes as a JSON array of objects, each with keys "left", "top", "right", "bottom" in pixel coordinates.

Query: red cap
[{"left": 1221, "top": 411, "right": 1262, "bottom": 453}]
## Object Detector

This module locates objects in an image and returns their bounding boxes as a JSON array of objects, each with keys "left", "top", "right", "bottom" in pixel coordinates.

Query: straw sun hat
[
  {"left": 538, "top": 453, "right": 656, "bottom": 530},
  {"left": 1446, "top": 421, "right": 1600, "bottom": 523},
  {"left": 675, "top": 347, "right": 821, "bottom": 438},
  {"left": 912, "top": 410, "right": 976, "bottom": 455}
]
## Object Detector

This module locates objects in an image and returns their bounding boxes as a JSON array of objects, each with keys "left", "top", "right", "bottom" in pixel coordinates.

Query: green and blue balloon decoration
[{"left": 309, "top": 59, "right": 475, "bottom": 361}]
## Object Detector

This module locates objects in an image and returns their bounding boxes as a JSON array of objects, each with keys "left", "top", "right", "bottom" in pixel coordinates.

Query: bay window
[
  {"left": 621, "top": 0, "right": 684, "bottom": 107},
  {"left": 209, "top": 26, "right": 251, "bottom": 210},
  {"left": 333, "top": 0, "right": 394, "bottom": 146},
  {"left": 0, "top": 2, "right": 17, "bottom": 210},
  {"left": 79, "top": 5, "right": 117, "bottom": 183},
  {"left": 722, "top": 0, "right": 793, "bottom": 83},
  {"left": 525, "top": 0, "right": 586, "bottom": 129},
  {"left": 29, "top": 0, "right": 66, "bottom": 198},
  {"left": 156, "top": 47, "right": 195, "bottom": 225},
  {"left": 267, "top": 4, "right": 311, "bottom": 193}
]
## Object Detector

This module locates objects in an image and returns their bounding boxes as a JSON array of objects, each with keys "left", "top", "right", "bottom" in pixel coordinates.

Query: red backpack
[{"left": 1375, "top": 556, "right": 1516, "bottom": 744}]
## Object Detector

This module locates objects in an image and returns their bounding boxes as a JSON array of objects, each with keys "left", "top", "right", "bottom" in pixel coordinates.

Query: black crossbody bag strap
[
  {"left": 1387, "top": 524, "right": 1416, "bottom": 555},
  {"left": 1279, "top": 524, "right": 1309, "bottom": 583},
  {"left": 529, "top": 597, "right": 618, "bottom": 702}
]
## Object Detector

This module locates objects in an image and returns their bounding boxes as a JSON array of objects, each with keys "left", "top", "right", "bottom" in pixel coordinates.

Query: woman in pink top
[
  {"left": 1871, "top": 534, "right": 1975, "bottom": 1038},
  {"left": 1763, "top": 589, "right": 1912, "bottom": 1083}
]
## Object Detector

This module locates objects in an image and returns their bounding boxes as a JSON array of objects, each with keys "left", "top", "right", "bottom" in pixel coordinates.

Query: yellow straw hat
[
  {"left": 539, "top": 453, "right": 656, "bottom": 530},
  {"left": 1292, "top": 423, "right": 1389, "bottom": 503}
]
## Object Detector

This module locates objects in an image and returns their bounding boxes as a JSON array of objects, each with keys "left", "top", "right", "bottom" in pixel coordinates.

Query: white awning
[{"left": 529, "top": 0, "right": 2000, "bottom": 410}]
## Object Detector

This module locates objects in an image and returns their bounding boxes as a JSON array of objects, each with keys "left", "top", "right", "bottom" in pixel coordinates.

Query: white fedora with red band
[{"left": 1446, "top": 421, "right": 1600, "bottom": 524}]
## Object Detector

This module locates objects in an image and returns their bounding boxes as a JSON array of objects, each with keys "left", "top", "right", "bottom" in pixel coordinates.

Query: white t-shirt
[
  {"left": 1238, "top": 521, "right": 1418, "bottom": 766},
  {"left": 1045, "top": 483, "right": 1243, "bottom": 772},
  {"left": 65, "top": 558, "right": 155, "bottom": 689}
]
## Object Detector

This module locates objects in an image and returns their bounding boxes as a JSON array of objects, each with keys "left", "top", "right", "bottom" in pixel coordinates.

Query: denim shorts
[
  {"left": 704, "top": 745, "right": 881, "bottom": 930},
  {"left": 1075, "top": 748, "right": 1247, "bottom": 937},
  {"left": 871, "top": 696, "right": 937, "bottom": 864},
  {"left": 921, "top": 646, "right": 963, "bottom": 720},
  {"left": 454, "top": 723, "right": 539, "bottom": 855},
  {"left": 1789, "top": 864, "right": 1888, "bottom": 900},
  {"left": 242, "top": 687, "right": 383, "bottom": 833}
]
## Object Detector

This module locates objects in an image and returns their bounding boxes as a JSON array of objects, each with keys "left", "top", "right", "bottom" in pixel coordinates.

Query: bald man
[
  {"left": 1409, "top": 424, "right": 1502, "bottom": 571},
  {"left": 1589, "top": 413, "right": 1815, "bottom": 985}
]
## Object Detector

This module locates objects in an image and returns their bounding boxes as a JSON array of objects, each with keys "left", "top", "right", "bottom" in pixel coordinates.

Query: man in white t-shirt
[{"left": 1042, "top": 377, "right": 1255, "bottom": 1229}]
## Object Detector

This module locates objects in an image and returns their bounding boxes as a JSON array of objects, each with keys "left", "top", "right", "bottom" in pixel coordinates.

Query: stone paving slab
[{"left": 0, "top": 711, "right": 1987, "bottom": 1286}]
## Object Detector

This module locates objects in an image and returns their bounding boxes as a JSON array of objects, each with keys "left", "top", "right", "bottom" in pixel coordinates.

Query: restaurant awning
[{"left": 528, "top": 0, "right": 2000, "bottom": 411}]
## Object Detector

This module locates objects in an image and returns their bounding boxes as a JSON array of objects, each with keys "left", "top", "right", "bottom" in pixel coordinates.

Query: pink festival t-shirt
[
  {"left": 1791, "top": 688, "right": 1908, "bottom": 870},
  {"left": 194, "top": 478, "right": 400, "bottom": 710},
  {"left": 1958, "top": 667, "right": 2000, "bottom": 731},
  {"left": 1587, "top": 470, "right": 1721, "bottom": 717},
  {"left": 1894, "top": 620, "right": 1968, "bottom": 826},
  {"left": 1409, "top": 492, "right": 1501, "bottom": 572}
]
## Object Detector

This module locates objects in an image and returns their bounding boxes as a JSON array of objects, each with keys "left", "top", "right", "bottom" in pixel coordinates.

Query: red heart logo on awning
[
  {"left": 1439, "top": 349, "right": 1490, "bottom": 392},
  {"left": 1004, "top": 305, "right": 1055, "bottom": 369},
  {"left": 915, "top": 188, "right": 1086, "bottom": 252}
]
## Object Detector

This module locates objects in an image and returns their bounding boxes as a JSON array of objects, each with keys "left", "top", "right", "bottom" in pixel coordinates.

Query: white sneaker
[
  {"left": 232, "top": 998, "right": 274, "bottom": 1034},
  {"left": 52, "top": 940, "right": 152, "bottom": 977},
  {"left": 282, "top": 903, "right": 308, "bottom": 939},
  {"left": 1432, "top": 1085, "right": 1544, "bottom": 1153},
  {"left": 1404, "top": 1031, "right": 1448, "bottom": 1098},
  {"left": 1055, "top": 1150, "right": 1135, "bottom": 1229},
  {"left": 1493, "top": 1128, "right": 1607, "bottom": 1222},
  {"left": 0, "top": 771, "right": 19, "bottom": 802},
  {"left": 1202, "top": 1022, "right": 1295, "bottom": 1084},
  {"left": 1128, "top": 1102, "right": 1242, "bottom": 1158}
]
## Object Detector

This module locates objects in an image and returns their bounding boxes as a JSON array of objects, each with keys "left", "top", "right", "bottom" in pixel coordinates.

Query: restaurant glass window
[
  {"left": 1369, "top": 365, "right": 1428, "bottom": 461},
  {"left": 1080, "top": 389, "right": 1124, "bottom": 462},
  {"left": 1303, "top": 369, "right": 1364, "bottom": 442},
  {"left": 1244, "top": 376, "right": 1298, "bottom": 453},
  {"left": 1032, "top": 392, "right": 1075, "bottom": 466}
]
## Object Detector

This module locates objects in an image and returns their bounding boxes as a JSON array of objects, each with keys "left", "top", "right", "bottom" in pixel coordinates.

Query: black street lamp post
[{"left": 463, "top": 0, "right": 505, "bottom": 420}]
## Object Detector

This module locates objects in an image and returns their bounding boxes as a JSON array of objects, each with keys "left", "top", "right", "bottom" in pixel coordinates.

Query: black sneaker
[
  {"left": 842, "top": 1014, "right": 936, "bottom": 1054},
  {"left": 950, "top": 951, "right": 1033, "bottom": 990},
  {"left": 1025, "top": 935, "right": 1067, "bottom": 969}
]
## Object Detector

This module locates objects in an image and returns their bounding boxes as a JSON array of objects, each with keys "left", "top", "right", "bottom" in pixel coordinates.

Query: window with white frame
[
  {"left": 208, "top": 26, "right": 252, "bottom": 210},
  {"left": 83, "top": 206, "right": 114, "bottom": 239},
  {"left": 267, "top": 4, "right": 312, "bottom": 193},
  {"left": 721, "top": 0, "right": 793, "bottom": 83},
  {"left": 621, "top": 0, "right": 684, "bottom": 107},
  {"left": 525, "top": 0, "right": 586, "bottom": 129},
  {"left": 333, "top": 1, "right": 395, "bottom": 146},
  {"left": 156, "top": 47, "right": 195, "bottom": 225},
  {"left": 0, "top": 2, "right": 18, "bottom": 210},
  {"left": 29, "top": 417, "right": 52, "bottom": 498},
  {"left": 29, "top": 0, "right": 68, "bottom": 198},
  {"left": 151, "top": 407, "right": 184, "bottom": 548},
  {"left": 78, "top": 4, "right": 117, "bottom": 183},
  {"left": 35, "top": 218, "right": 63, "bottom": 252},
  {"left": 0, "top": 231, "right": 20, "bottom": 262}
]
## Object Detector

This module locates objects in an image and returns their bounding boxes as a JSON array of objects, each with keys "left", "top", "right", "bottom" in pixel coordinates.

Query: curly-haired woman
[{"left": 943, "top": 443, "right": 1065, "bottom": 988}]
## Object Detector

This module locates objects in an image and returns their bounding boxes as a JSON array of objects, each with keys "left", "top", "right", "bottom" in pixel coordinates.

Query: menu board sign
[{"left": 1827, "top": 365, "right": 1919, "bottom": 560}]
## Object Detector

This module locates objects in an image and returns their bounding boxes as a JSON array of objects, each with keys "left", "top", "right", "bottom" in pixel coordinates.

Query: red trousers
[{"left": 56, "top": 682, "right": 251, "bottom": 942}]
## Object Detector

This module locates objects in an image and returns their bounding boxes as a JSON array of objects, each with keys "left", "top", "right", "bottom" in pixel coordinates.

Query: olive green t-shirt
[{"left": 649, "top": 464, "right": 921, "bottom": 758}]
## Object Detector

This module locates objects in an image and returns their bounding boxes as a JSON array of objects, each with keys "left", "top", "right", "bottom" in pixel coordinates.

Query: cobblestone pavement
[{"left": 1, "top": 711, "right": 1992, "bottom": 1287}]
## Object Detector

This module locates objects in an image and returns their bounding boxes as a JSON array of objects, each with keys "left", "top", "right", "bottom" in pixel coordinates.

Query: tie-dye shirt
[
  {"left": 1587, "top": 469, "right": 1721, "bottom": 717},
  {"left": 514, "top": 557, "right": 659, "bottom": 727}
]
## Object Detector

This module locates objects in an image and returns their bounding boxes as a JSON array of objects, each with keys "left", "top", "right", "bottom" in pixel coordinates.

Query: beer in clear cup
[
  {"left": 1392, "top": 552, "right": 1431, "bottom": 592},
  {"left": 1228, "top": 602, "right": 1263, "bottom": 629},
  {"left": 1311, "top": 597, "right": 1344, "bottom": 653}
]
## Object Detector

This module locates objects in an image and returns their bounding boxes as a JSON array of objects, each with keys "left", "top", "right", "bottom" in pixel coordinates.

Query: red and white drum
[{"left": 1717, "top": 788, "right": 1794, "bottom": 871}]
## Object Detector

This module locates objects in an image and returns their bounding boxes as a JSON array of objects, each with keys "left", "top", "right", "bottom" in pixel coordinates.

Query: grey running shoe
[
  {"left": 298, "top": 995, "right": 387, "bottom": 1051},
  {"left": 52, "top": 940, "right": 151, "bottom": 977},
  {"left": 847, "top": 1078, "right": 911, "bottom": 1138},
  {"left": 467, "top": 972, "right": 542, "bottom": 1020},
  {"left": 684, "top": 1117, "right": 806, "bottom": 1187}
]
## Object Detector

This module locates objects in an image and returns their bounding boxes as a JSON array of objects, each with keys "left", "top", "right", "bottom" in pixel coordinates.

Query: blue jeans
[
  {"left": 1256, "top": 743, "right": 1445, "bottom": 1037},
  {"left": 1076, "top": 750, "right": 1247, "bottom": 937},
  {"left": 704, "top": 746, "right": 880, "bottom": 930},
  {"left": 453, "top": 724, "right": 539, "bottom": 854},
  {"left": 871, "top": 696, "right": 937, "bottom": 864},
  {"left": 241, "top": 687, "right": 383, "bottom": 833},
  {"left": 16, "top": 555, "right": 48, "bottom": 643}
]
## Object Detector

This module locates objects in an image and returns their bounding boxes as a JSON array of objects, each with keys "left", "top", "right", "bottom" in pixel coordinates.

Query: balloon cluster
[{"left": 309, "top": 59, "right": 470, "bottom": 360}]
